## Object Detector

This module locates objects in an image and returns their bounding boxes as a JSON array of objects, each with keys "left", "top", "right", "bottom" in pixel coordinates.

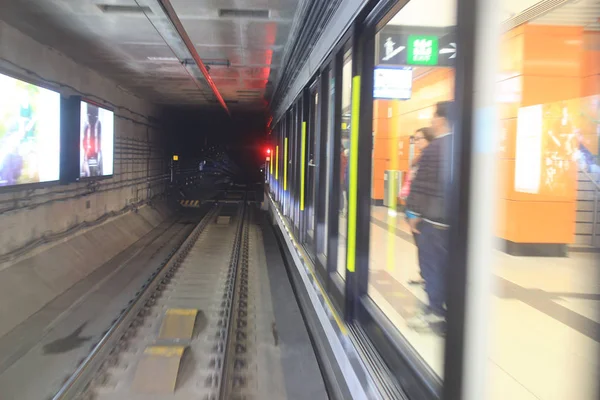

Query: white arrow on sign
[
  {"left": 439, "top": 42, "right": 456, "bottom": 58},
  {"left": 382, "top": 46, "right": 405, "bottom": 61}
]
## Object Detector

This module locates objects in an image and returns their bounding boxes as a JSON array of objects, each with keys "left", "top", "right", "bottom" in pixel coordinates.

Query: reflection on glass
[
  {"left": 322, "top": 69, "right": 335, "bottom": 258},
  {"left": 488, "top": 2, "right": 600, "bottom": 399},
  {"left": 307, "top": 91, "right": 318, "bottom": 242},
  {"left": 367, "top": 0, "right": 456, "bottom": 379},
  {"left": 368, "top": 0, "right": 600, "bottom": 397},
  {"left": 338, "top": 51, "right": 353, "bottom": 279}
]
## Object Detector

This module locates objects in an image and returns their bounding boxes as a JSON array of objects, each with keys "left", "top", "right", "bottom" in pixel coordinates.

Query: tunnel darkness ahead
[{"left": 163, "top": 108, "right": 268, "bottom": 184}]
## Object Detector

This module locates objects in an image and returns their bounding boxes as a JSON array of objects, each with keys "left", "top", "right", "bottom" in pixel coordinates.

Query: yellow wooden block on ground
[
  {"left": 132, "top": 345, "right": 186, "bottom": 393},
  {"left": 158, "top": 308, "right": 198, "bottom": 340}
]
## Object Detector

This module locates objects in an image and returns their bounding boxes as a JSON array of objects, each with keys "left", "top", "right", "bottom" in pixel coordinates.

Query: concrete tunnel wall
[
  {"left": 0, "top": 20, "right": 170, "bottom": 257},
  {"left": 0, "top": 21, "right": 173, "bottom": 337}
]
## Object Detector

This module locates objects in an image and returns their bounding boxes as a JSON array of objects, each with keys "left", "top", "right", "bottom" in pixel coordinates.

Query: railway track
[{"left": 52, "top": 196, "right": 260, "bottom": 400}]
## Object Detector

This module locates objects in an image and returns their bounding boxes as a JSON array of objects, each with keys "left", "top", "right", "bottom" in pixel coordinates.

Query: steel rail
[
  {"left": 51, "top": 205, "right": 220, "bottom": 400},
  {"left": 218, "top": 197, "right": 250, "bottom": 399}
]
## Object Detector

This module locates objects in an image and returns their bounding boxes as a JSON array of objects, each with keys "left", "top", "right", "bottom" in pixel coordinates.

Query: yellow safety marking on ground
[
  {"left": 133, "top": 345, "right": 186, "bottom": 393},
  {"left": 166, "top": 308, "right": 197, "bottom": 316},
  {"left": 180, "top": 200, "right": 201, "bottom": 208},
  {"left": 347, "top": 75, "right": 361, "bottom": 273},
  {"left": 144, "top": 345, "right": 186, "bottom": 357},
  {"left": 159, "top": 309, "right": 198, "bottom": 340}
]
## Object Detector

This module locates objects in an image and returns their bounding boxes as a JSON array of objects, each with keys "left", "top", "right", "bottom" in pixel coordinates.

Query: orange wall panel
[
  {"left": 500, "top": 31, "right": 524, "bottom": 77},
  {"left": 373, "top": 137, "right": 390, "bottom": 160},
  {"left": 372, "top": 178, "right": 384, "bottom": 200},
  {"left": 375, "top": 117, "right": 392, "bottom": 139},
  {"left": 581, "top": 50, "right": 600, "bottom": 77},
  {"left": 373, "top": 100, "right": 391, "bottom": 120},
  {"left": 499, "top": 118, "right": 517, "bottom": 159},
  {"left": 493, "top": 23, "right": 591, "bottom": 245},
  {"left": 372, "top": 159, "right": 387, "bottom": 181},
  {"left": 495, "top": 198, "right": 508, "bottom": 239},
  {"left": 521, "top": 76, "right": 581, "bottom": 107},
  {"left": 499, "top": 159, "right": 577, "bottom": 203},
  {"left": 503, "top": 200, "right": 576, "bottom": 244},
  {"left": 581, "top": 75, "right": 600, "bottom": 98},
  {"left": 397, "top": 136, "right": 411, "bottom": 161},
  {"left": 522, "top": 25, "right": 583, "bottom": 78},
  {"left": 396, "top": 158, "right": 410, "bottom": 172}
]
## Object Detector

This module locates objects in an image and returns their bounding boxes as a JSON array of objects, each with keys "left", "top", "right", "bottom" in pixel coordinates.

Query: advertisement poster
[
  {"left": 515, "top": 105, "right": 543, "bottom": 194},
  {"left": 80, "top": 101, "right": 114, "bottom": 178},
  {"left": 539, "top": 98, "right": 579, "bottom": 196},
  {"left": 0, "top": 74, "right": 60, "bottom": 187},
  {"left": 515, "top": 96, "right": 599, "bottom": 197}
]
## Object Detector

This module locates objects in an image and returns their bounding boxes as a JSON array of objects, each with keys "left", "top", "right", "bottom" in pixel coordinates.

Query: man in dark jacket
[{"left": 406, "top": 101, "right": 453, "bottom": 331}]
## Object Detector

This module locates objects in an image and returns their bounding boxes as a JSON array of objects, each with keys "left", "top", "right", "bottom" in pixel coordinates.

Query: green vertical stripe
[
  {"left": 284, "top": 137, "right": 288, "bottom": 191},
  {"left": 300, "top": 122, "right": 307, "bottom": 210},
  {"left": 347, "top": 76, "right": 361, "bottom": 273}
]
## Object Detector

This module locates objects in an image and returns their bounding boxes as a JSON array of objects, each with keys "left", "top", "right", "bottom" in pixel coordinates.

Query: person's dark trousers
[
  {"left": 416, "top": 220, "right": 449, "bottom": 316},
  {"left": 411, "top": 230, "right": 424, "bottom": 280}
]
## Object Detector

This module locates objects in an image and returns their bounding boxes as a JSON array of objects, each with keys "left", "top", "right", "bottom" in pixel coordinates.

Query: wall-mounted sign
[
  {"left": 377, "top": 26, "right": 456, "bottom": 67},
  {"left": 373, "top": 66, "right": 413, "bottom": 100},
  {"left": 407, "top": 35, "right": 439, "bottom": 66}
]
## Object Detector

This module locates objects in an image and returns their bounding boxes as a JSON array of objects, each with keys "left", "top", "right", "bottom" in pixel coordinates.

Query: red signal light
[{"left": 266, "top": 148, "right": 271, "bottom": 155}]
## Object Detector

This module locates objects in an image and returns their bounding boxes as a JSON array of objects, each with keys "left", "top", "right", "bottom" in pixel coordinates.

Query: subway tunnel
[{"left": 0, "top": 1, "right": 599, "bottom": 400}]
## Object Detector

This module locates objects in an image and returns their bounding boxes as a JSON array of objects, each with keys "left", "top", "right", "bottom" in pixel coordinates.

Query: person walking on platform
[{"left": 405, "top": 101, "right": 453, "bottom": 332}]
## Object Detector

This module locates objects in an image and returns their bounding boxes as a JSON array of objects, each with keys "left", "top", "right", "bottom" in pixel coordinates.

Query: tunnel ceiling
[{"left": 0, "top": 0, "right": 300, "bottom": 109}]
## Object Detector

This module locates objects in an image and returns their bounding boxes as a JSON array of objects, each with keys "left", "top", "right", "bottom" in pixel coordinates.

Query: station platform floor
[{"left": 363, "top": 206, "right": 600, "bottom": 400}]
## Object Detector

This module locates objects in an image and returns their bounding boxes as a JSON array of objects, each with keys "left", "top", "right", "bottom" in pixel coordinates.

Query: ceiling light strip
[{"left": 156, "top": 0, "right": 230, "bottom": 114}]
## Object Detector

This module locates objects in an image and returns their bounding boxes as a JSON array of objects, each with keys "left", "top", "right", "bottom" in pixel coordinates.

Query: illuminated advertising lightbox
[
  {"left": 373, "top": 66, "right": 413, "bottom": 100},
  {"left": 80, "top": 101, "right": 114, "bottom": 178},
  {"left": 514, "top": 96, "right": 600, "bottom": 198},
  {"left": 0, "top": 73, "right": 61, "bottom": 187},
  {"left": 514, "top": 105, "right": 543, "bottom": 194}
]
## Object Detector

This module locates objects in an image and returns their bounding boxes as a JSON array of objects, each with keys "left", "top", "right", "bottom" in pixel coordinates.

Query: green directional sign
[{"left": 407, "top": 35, "right": 439, "bottom": 66}]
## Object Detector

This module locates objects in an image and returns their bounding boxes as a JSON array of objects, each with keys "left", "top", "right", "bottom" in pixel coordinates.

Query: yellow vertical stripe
[
  {"left": 347, "top": 76, "right": 361, "bottom": 273},
  {"left": 284, "top": 137, "right": 288, "bottom": 191},
  {"left": 270, "top": 154, "right": 273, "bottom": 175},
  {"left": 300, "top": 121, "right": 307, "bottom": 211},
  {"left": 275, "top": 145, "right": 279, "bottom": 180}
]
